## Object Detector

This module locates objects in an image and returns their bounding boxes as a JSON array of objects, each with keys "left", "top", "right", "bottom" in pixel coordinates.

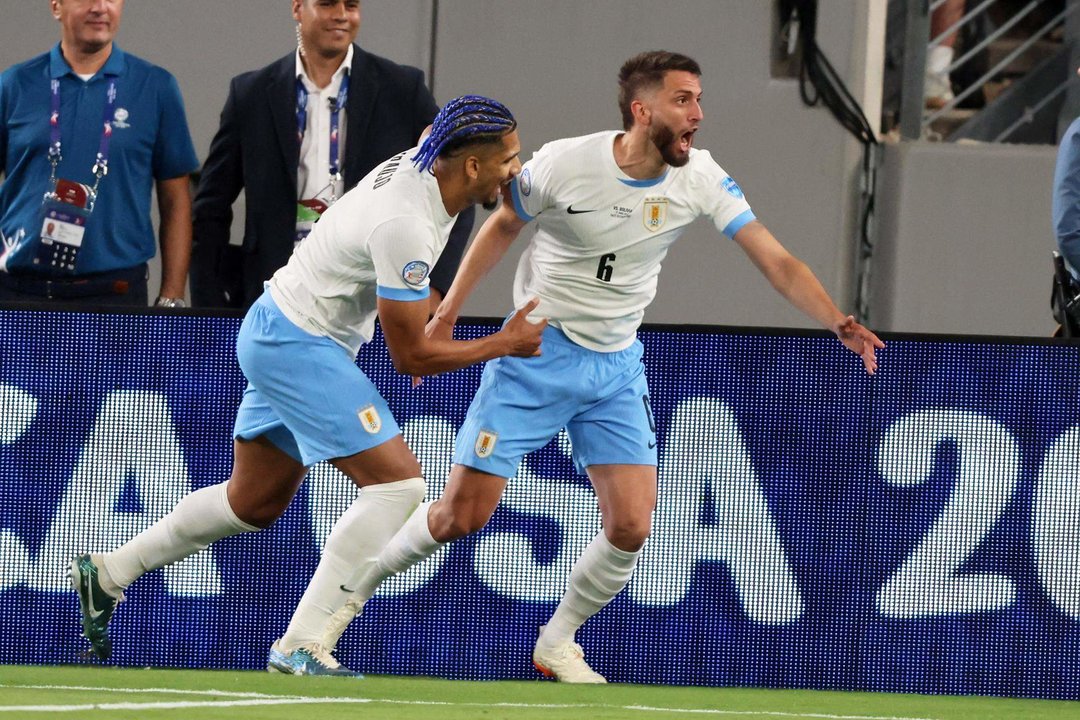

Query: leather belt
[{"left": 0, "top": 264, "right": 147, "bottom": 299}]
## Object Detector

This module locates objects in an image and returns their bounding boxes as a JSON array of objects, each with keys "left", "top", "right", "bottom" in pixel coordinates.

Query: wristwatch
[{"left": 154, "top": 296, "right": 187, "bottom": 308}]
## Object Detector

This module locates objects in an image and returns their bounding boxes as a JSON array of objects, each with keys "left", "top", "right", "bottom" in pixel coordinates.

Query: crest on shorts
[
  {"left": 475, "top": 429, "right": 498, "bottom": 458},
  {"left": 358, "top": 404, "right": 382, "bottom": 434},
  {"left": 642, "top": 197, "right": 667, "bottom": 232}
]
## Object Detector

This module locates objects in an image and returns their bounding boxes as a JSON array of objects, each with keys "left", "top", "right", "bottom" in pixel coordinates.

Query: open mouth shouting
[{"left": 679, "top": 128, "right": 697, "bottom": 154}]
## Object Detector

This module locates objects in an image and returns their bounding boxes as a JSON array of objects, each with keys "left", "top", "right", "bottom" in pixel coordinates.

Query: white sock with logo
[
  {"left": 100, "top": 482, "right": 259, "bottom": 597},
  {"left": 318, "top": 499, "right": 444, "bottom": 651},
  {"left": 279, "top": 477, "right": 426, "bottom": 653},
  {"left": 350, "top": 500, "right": 443, "bottom": 601},
  {"left": 537, "top": 532, "right": 641, "bottom": 650}
]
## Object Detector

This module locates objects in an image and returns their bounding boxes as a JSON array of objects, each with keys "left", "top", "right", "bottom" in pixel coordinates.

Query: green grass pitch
[{"left": 1, "top": 665, "right": 1077, "bottom": 719}]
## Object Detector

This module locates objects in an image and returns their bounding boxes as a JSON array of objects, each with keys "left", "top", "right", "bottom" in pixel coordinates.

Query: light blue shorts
[
  {"left": 453, "top": 325, "right": 657, "bottom": 478},
  {"left": 233, "top": 292, "right": 400, "bottom": 466}
]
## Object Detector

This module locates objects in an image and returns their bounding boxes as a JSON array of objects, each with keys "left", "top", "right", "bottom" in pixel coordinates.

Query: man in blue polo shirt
[{"left": 0, "top": 0, "right": 198, "bottom": 307}]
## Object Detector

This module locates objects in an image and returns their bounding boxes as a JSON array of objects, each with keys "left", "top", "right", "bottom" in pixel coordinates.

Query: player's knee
[
  {"left": 365, "top": 476, "right": 427, "bottom": 508},
  {"left": 605, "top": 517, "right": 652, "bottom": 552},
  {"left": 428, "top": 500, "right": 490, "bottom": 542},
  {"left": 231, "top": 498, "right": 288, "bottom": 530},
  {"left": 399, "top": 476, "right": 427, "bottom": 507}
]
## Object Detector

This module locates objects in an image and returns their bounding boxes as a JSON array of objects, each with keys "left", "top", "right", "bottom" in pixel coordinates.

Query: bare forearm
[
  {"left": 436, "top": 208, "right": 522, "bottom": 322},
  {"left": 392, "top": 331, "right": 512, "bottom": 377},
  {"left": 158, "top": 177, "right": 192, "bottom": 299},
  {"left": 381, "top": 294, "right": 542, "bottom": 377},
  {"left": 769, "top": 257, "right": 846, "bottom": 331}
]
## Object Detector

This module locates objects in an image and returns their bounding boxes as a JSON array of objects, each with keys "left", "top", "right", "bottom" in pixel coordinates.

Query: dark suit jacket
[{"left": 191, "top": 45, "right": 473, "bottom": 309}]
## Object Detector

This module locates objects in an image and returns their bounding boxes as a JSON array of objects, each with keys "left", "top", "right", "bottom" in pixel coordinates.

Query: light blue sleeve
[
  {"left": 509, "top": 175, "right": 535, "bottom": 222},
  {"left": 694, "top": 151, "right": 755, "bottom": 240},
  {"left": 509, "top": 145, "right": 558, "bottom": 222}
]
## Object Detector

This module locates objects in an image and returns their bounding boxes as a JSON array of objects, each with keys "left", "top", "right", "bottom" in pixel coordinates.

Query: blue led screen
[{"left": 0, "top": 308, "right": 1078, "bottom": 699}]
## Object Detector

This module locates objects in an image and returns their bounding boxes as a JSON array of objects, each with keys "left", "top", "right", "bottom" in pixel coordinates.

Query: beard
[
  {"left": 482, "top": 198, "right": 498, "bottom": 211},
  {"left": 651, "top": 123, "right": 691, "bottom": 168}
]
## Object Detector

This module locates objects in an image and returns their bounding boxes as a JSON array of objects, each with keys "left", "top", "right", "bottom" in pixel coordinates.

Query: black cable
[
  {"left": 783, "top": 0, "right": 880, "bottom": 322},
  {"left": 790, "top": 0, "right": 878, "bottom": 146}
]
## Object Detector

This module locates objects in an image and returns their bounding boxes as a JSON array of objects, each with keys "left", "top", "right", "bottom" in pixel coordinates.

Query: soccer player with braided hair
[{"left": 70, "top": 95, "right": 543, "bottom": 676}]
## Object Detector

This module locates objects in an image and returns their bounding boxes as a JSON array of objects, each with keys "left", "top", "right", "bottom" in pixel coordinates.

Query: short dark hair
[
  {"left": 411, "top": 95, "right": 517, "bottom": 172},
  {"left": 617, "top": 51, "right": 702, "bottom": 130}
]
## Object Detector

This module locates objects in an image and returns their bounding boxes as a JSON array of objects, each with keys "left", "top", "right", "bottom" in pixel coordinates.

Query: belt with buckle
[{"left": 0, "top": 265, "right": 147, "bottom": 300}]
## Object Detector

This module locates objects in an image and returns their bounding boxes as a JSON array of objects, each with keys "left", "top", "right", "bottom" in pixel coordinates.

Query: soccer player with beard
[{"left": 321, "top": 50, "right": 884, "bottom": 683}]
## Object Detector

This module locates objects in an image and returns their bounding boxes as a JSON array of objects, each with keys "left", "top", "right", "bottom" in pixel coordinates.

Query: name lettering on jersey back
[{"left": 372, "top": 151, "right": 407, "bottom": 190}]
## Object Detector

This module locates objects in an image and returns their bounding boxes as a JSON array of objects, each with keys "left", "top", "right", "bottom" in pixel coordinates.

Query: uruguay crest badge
[
  {"left": 475, "top": 429, "right": 498, "bottom": 458},
  {"left": 643, "top": 198, "right": 668, "bottom": 232},
  {"left": 358, "top": 405, "right": 382, "bottom": 434}
]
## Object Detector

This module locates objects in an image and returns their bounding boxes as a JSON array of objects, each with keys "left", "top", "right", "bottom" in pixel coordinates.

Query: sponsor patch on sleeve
[
  {"left": 721, "top": 176, "right": 745, "bottom": 200},
  {"left": 402, "top": 260, "right": 430, "bottom": 286}
]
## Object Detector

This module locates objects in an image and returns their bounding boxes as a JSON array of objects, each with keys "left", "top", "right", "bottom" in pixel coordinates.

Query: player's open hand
[
  {"left": 501, "top": 297, "right": 547, "bottom": 357},
  {"left": 833, "top": 315, "right": 885, "bottom": 375}
]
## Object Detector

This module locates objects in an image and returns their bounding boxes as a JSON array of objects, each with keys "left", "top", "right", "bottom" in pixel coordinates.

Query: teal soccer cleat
[
  {"left": 267, "top": 639, "right": 364, "bottom": 677},
  {"left": 69, "top": 554, "right": 123, "bottom": 660}
]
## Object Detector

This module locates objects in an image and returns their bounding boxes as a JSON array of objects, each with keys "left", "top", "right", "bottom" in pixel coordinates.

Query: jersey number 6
[{"left": 596, "top": 253, "right": 617, "bottom": 282}]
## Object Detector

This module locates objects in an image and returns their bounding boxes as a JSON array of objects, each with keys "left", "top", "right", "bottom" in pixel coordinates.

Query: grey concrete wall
[
  {"left": 0, "top": 1, "right": 914, "bottom": 335},
  {"left": 0, "top": 2, "right": 434, "bottom": 151},
  {"left": 434, "top": 0, "right": 870, "bottom": 328},
  {"left": 873, "top": 141, "right": 1058, "bottom": 336}
]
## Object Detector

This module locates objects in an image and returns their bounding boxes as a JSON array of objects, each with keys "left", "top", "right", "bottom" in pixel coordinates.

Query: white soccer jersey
[
  {"left": 509, "top": 131, "right": 755, "bottom": 352},
  {"left": 269, "top": 146, "right": 455, "bottom": 355}
]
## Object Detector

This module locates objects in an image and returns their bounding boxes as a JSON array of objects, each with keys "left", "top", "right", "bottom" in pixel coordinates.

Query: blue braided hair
[{"left": 411, "top": 95, "right": 517, "bottom": 172}]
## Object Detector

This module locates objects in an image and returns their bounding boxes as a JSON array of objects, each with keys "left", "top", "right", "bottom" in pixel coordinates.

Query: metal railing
[{"left": 899, "top": 0, "right": 1077, "bottom": 141}]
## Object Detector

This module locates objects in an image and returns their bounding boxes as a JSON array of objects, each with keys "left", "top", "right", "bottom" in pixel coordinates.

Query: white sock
[
  {"left": 100, "top": 482, "right": 259, "bottom": 594},
  {"left": 319, "top": 499, "right": 443, "bottom": 651},
  {"left": 926, "top": 44, "right": 954, "bottom": 76},
  {"left": 353, "top": 500, "right": 443, "bottom": 600},
  {"left": 279, "top": 477, "right": 426, "bottom": 652},
  {"left": 538, "top": 533, "right": 641, "bottom": 650}
]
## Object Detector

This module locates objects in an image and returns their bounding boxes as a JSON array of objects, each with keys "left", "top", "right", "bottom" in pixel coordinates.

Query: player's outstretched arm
[
  {"left": 733, "top": 220, "right": 884, "bottom": 375},
  {"left": 380, "top": 294, "right": 545, "bottom": 377},
  {"left": 430, "top": 185, "right": 528, "bottom": 330}
]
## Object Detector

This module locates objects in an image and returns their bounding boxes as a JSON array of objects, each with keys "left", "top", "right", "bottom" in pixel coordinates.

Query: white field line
[
  {"left": 0, "top": 698, "right": 369, "bottom": 711},
  {"left": 0, "top": 684, "right": 941, "bottom": 720},
  {"left": 2, "top": 684, "right": 292, "bottom": 698}
]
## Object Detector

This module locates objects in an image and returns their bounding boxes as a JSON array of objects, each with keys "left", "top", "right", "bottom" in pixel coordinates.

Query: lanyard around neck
[
  {"left": 295, "top": 71, "right": 350, "bottom": 201},
  {"left": 48, "top": 76, "right": 117, "bottom": 209}
]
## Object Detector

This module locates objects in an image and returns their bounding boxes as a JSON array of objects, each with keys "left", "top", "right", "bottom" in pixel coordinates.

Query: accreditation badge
[
  {"left": 33, "top": 179, "right": 92, "bottom": 274},
  {"left": 294, "top": 198, "right": 329, "bottom": 249}
]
